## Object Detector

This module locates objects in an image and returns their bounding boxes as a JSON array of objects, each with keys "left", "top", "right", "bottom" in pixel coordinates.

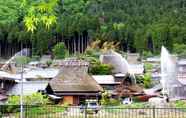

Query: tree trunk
[
  {"left": 78, "top": 34, "right": 81, "bottom": 53},
  {"left": 74, "top": 37, "right": 76, "bottom": 54}
]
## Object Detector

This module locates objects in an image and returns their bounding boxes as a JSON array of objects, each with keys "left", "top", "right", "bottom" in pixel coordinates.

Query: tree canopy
[{"left": 0, "top": 0, "right": 186, "bottom": 56}]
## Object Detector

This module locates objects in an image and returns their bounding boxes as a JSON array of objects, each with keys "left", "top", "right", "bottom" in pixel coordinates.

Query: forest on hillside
[{"left": 0, "top": 0, "right": 186, "bottom": 57}]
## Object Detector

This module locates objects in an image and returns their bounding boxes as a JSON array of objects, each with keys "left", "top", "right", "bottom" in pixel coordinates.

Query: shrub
[
  {"left": 144, "top": 63, "right": 153, "bottom": 71},
  {"left": 52, "top": 42, "right": 68, "bottom": 59},
  {"left": 15, "top": 56, "right": 31, "bottom": 65},
  {"left": 136, "top": 73, "right": 152, "bottom": 88},
  {"left": 173, "top": 43, "right": 186, "bottom": 57},
  {"left": 100, "top": 92, "right": 111, "bottom": 106},
  {"left": 89, "top": 62, "right": 113, "bottom": 75},
  {"left": 85, "top": 48, "right": 100, "bottom": 59},
  {"left": 46, "top": 60, "right": 52, "bottom": 67},
  {"left": 109, "top": 99, "right": 120, "bottom": 106},
  {"left": 174, "top": 100, "right": 186, "bottom": 108},
  {"left": 6, "top": 93, "right": 50, "bottom": 113},
  {"left": 143, "top": 73, "right": 152, "bottom": 88},
  {"left": 101, "top": 92, "right": 120, "bottom": 106},
  {"left": 143, "top": 51, "right": 153, "bottom": 59},
  {"left": 7, "top": 93, "right": 49, "bottom": 105}
]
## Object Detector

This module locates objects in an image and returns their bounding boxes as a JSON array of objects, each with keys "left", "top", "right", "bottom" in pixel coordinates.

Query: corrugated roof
[
  {"left": 127, "top": 53, "right": 140, "bottom": 64},
  {"left": 178, "top": 59, "right": 186, "bottom": 65},
  {"left": 7, "top": 81, "right": 48, "bottom": 95},
  {"left": 128, "top": 64, "right": 144, "bottom": 74},
  {"left": 92, "top": 75, "right": 120, "bottom": 84},
  {"left": 0, "top": 68, "right": 59, "bottom": 80},
  {"left": 23, "top": 68, "right": 59, "bottom": 79}
]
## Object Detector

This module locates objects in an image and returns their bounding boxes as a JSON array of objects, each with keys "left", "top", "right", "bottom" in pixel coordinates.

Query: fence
[{"left": 1, "top": 105, "right": 186, "bottom": 118}]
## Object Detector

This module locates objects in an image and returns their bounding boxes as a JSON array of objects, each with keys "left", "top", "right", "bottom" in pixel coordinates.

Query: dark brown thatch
[
  {"left": 115, "top": 74, "right": 144, "bottom": 97},
  {"left": 48, "top": 66, "right": 103, "bottom": 95}
]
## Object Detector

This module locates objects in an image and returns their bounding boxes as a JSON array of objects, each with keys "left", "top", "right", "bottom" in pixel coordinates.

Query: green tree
[
  {"left": 52, "top": 42, "right": 68, "bottom": 59},
  {"left": 22, "top": 0, "right": 59, "bottom": 32}
]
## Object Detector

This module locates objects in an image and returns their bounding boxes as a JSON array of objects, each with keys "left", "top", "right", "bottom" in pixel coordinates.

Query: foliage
[
  {"left": 120, "top": 102, "right": 149, "bottom": 108},
  {"left": 136, "top": 73, "right": 152, "bottom": 88},
  {"left": 89, "top": 61, "right": 113, "bottom": 75},
  {"left": 143, "top": 51, "right": 153, "bottom": 59},
  {"left": 52, "top": 42, "right": 68, "bottom": 59},
  {"left": 144, "top": 63, "right": 153, "bottom": 71},
  {"left": 6, "top": 93, "right": 50, "bottom": 113},
  {"left": 174, "top": 100, "right": 186, "bottom": 108},
  {"left": 85, "top": 48, "right": 100, "bottom": 59},
  {"left": 109, "top": 99, "right": 121, "bottom": 106},
  {"left": 173, "top": 43, "right": 186, "bottom": 57},
  {"left": 143, "top": 73, "right": 152, "bottom": 88},
  {"left": 25, "top": 106, "right": 65, "bottom": 117},
  {"left": 100, "top": 92, "right": 110, "bottom": 105},
  {"left": 1, "top": 0, "right": 186, "bottom": 55},
  {"left": 46, "top": 60, "right": 53, "bottom": 67},
  {"left": 86, "top": 40, "right": 120, "bottom": 54},
  {"left": 15, "top": 56, "right": 31, "bottom": 65},
  {"left": 0, "top": 0, "right": 21, "bottom": 24},
  {"left": 7, "top": 93, "right": 49, "bottom": 105},
  {"left": 22, "top": 0, "right": 59, "bottom": 32},
  {"left": 101, "top": 92, "right": 120, "bottom": 106}
]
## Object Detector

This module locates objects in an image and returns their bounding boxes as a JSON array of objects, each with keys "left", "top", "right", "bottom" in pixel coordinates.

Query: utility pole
[
  {"left": 20, "top": 63, "right": 23, "bottom": 118},
  {"left": 20, "top": 43, "right": 24, "bottom": 118}
]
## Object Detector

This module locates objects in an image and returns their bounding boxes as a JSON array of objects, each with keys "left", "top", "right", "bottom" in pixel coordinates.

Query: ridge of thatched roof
[{"left": 49, "top": 67, "right": 103, "bottom": 93}]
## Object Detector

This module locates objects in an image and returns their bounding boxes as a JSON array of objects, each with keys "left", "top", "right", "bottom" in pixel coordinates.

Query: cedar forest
[{"left": 0, "top": 0, "right": 186, "bottom": 57}]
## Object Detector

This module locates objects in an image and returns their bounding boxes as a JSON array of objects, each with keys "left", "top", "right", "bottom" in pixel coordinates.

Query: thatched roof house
[
  {"left": 115, "top": 74, "right": 144, "bottom": 97},
  {"left": 46, "top": 59, "right": 103, "bottom": 105}
]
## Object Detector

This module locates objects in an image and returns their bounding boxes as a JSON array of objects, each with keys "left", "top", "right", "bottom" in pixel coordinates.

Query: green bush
[
  {"left": 174, "top": 100, "right": 186, "bottom": 108},
  {"left": 136, "top": 73, "right": 152, "bottom": 88},
  {"left": 101, "top": 92, "right": 120, "bottom": 106},
  {"left": 173, "top": 43, "right": 186, "bottom": 57},
  {"left": 100, "top": 92, "right": 111, "bottom": 106},
  {"left": 85, "top": 48, "right": 100, "bottom": 59},
  {"left": 144, "top": 63, "right": 153, "bottom": 71},
  {"left": 46, "top": 60, "right": 52, "bottom": 67},
  {"left": 89, "top": 62, "right": 113, "bottom": 75},
  {"left": 52, "top": 42, "right": 68, "bottom": 59},
  {"left": 143, "top": 73, "right": 152, "bottom": 88},
  {"left": 143, "top": 51, "right": 153, "bottom": 59},
  {"left": 109, "top": 99, "right": 120, "bottom": 106},
  {"left": 15, "top": 56, "right": 31, "bottom": 65},
  {"left": 7, "top": 93, "right": 49, "bottom": 105},
  {"left": 6, "top": 93, "right": 50, "bottom": 113}
]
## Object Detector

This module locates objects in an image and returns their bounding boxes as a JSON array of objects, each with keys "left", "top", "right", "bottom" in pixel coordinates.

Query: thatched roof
[
  {"left": 49, "top": 66, "right": 103, "bottom": 94},
  {"left": 115, "top": 74, "right": 144, "bottom": 97}
]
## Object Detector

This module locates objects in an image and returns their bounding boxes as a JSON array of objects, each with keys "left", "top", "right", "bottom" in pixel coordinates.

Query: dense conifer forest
[{"left": 0, "top": 0, "right": 186, "bottom": 57}]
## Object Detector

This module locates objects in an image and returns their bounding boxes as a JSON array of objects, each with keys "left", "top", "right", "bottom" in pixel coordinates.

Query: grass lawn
[{"left": 104, "top": 102, "right": 149, "bottom": 113}]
